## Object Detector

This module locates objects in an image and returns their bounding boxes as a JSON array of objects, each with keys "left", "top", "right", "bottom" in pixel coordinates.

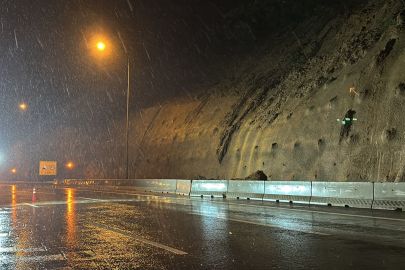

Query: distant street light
[
  {"left": 19, "top": 104, "right": 26, "bottom": 110},
  {"left": 95, "top": 41, "right": 130, "bottom": 179},
  {"left": 11, "top": 168, "right": 17, "bottom": 173},
  {"left": 67, "top": 162, "right": 73, "bottom": 169},
  {"left": 97, "top": 42, "right": 105, "bottom": 51}
]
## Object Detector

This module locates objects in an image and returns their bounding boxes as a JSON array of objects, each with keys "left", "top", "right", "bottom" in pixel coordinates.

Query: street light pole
[
  {"left": 126, "top": 57, "right": 130, "bottom": 180},
  {"left": 96, "top": 41, "right": 130, "bottom": 179}
]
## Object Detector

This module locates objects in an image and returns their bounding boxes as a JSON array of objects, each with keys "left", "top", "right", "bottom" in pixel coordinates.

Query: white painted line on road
[
  {"left": 0, "top": 254, "right": 65, "bottom": 262},
  {"left": 90, "top": 223, "right": 188, "bottom": 255},
  {"left": 0, "top": 247, "right": 48, "bottom": 253},
  {"left": 23, "top": 203, "right": 40, "bottom": 208},
  {"left": 191, "top": 212, "right": 330, "bottom": 236},
  {"left": 77, "top": 197, "right": 104, "bottom": 201}
]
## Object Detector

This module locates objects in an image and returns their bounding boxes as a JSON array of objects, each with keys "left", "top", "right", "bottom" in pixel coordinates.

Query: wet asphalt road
[{"left": 1, "top": 185, "right": 405, "bottom": 269}]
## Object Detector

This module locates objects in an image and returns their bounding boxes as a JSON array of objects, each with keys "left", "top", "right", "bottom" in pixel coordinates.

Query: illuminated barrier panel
[
  {"left": 190, "top": 180, "right": 228, "bottom": 197},
  {"left": 176, "top": 180, "right": 191, "bottom": 195},
  {"left": 124, "top": 179, "right": 177, "bottom": 193},
  {"left": 310, "top": 182, "right": 373, "bottom": 209},
  {"left": 264, "top": 181, "right": 311, "bottom": 204},
  {"left": 227, "top": 181, "right": 264, "bottom": 200},
  {"left": 373, "top": 183, "right": 405, "bottom": 210}
]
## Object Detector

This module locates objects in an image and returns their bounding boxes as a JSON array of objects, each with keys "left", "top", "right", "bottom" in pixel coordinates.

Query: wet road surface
[{"left": 1, "top": 185, "right": 405, "bottom": 269}]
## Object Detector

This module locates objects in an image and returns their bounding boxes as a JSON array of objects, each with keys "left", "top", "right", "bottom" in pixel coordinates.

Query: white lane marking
[
  {"left": 191, "top": 212, "right": 330, "bottom": 236},
  {"left": 0, "top": 247, "right": 47, "bottom": 253},
  {"left": 90, "top": 223, "right": 188, "bottom": 255},
  {"left": 23, "top": 203, "right": 40, "bottom": 208},
  {"left": 77, "top": 197, "right": 103, "bottom": 201},
  {"left": 0, "top": 254, "right": 65, "bottom": 262}
]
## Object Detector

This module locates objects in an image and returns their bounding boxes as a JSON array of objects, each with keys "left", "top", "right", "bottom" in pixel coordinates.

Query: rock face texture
[{"left": 126, "top": 0, "right": 405, "bottom": 182}]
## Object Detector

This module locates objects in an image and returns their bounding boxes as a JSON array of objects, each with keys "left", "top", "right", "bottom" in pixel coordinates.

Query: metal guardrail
[{"left": 47, "top": 179, "right": 405, "bottom": 211}]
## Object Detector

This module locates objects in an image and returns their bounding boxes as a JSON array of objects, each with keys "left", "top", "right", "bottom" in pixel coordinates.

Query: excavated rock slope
[{"left": 129, "top": 0, "right": 405, "bottom": 182}]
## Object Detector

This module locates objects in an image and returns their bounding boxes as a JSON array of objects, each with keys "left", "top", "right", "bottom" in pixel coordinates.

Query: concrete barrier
[
  {"left": 190, "top": 180, "right": 228, "bottom": 197},
  {"left": 311, "top": 182, "right": 373, "bottom": 208},
  {"left": 227, "top": 181, "right": 264, "bottom": 200},
  {"left": 122, "top": 179, "right": 177, "bottom": 193},
  {"left": 373, "top": 183, "right": 405, "bottom": 210},
  {"left": 176, "top": 180, "right": 192, "bottom": 195},
  {"left": 263, "top": 181, "right": 311, "bottom": 203}
]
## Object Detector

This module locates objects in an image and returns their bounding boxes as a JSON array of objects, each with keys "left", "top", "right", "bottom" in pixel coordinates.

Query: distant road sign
[{"left": 39, "top": 161, "right": 57, "bottom": 175}]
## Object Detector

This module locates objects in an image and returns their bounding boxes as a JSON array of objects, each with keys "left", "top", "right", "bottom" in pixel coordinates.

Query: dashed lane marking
[
  {"left": 23, "top": 203, "right": 40, "bottom": 208},
  {"left": 0, "top": 254, "right": 65, "bottom": 262},
  {"left": 90, "top": 223, "right": 188, "bottom": 255},
  {"left": 0, "top": 247, "right": 46, "bottom": 253}
]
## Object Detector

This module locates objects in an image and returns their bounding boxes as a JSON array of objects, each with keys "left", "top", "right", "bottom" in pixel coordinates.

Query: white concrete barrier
[
  {"left": 176, "top": 180, "right": 191, "bottom": 195},
  {"left": 190, "top": 180, "right": 228, "bottom": 197},
  {"left": 373, "top": 183, "right": 405, "bottom": 210},
  {"left": 227, "top": 181, "right": 265, "bottom": 200},
  {"left": 311, "top": 182, "right": 373, "bottom": 208},
  {"left": 263, "top": 181, "right": 311, "bottom": 203},
  {"left": 125, "top": 179, "right": 177, "bottom": 193}
]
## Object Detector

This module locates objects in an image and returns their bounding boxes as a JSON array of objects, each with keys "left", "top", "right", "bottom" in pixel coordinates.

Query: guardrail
[{"left": 49, "top": 179, "right": 405, "bottom": 211}]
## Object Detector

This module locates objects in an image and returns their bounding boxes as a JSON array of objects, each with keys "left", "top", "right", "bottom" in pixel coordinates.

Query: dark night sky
[
  {"left": 0, "top": 0, "right": 344, "bottom": 174},
  {"left": 0, "top": 0, "right": 243, "bottom": 166}
]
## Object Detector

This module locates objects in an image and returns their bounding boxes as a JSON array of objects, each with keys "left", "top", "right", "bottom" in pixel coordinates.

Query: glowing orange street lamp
[
  {"left": 11, "top": 168, "right": 17, "bottom": 173},
  {"left": 97, "top": 42, "right": 105, "bottom": 51},
  {"left": 67, "top": 162, "right": 73, "bottom": 169},
  {"left": 19, "top": 104, "right": 27, "bottom": 110}
]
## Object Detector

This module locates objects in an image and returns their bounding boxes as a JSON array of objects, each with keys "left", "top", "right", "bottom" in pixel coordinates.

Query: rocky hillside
[{"left": 125, "top": 0, "right": 405, "bottom": 182}]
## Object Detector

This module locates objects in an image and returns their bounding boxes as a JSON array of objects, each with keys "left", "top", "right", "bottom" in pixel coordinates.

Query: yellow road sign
[{"left": 39, "top": 161, "right": 57, "bottom": 175}]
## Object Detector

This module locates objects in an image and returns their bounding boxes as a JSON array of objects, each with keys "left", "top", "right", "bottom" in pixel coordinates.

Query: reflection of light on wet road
[
  {"left": 11, "top": 186, "right": 16, "bottom": 223},
  {"left": 66, "top": 189, "right": 75, "bottom": 248}
]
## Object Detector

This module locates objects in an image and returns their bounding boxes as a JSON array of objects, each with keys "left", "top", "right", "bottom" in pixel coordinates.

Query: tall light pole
[
  {"left": 97, "top": 42, "right": 130, "bottom": 179},
  {"left": 126, "top": 58, "right": 130, "bottom": 180}
]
